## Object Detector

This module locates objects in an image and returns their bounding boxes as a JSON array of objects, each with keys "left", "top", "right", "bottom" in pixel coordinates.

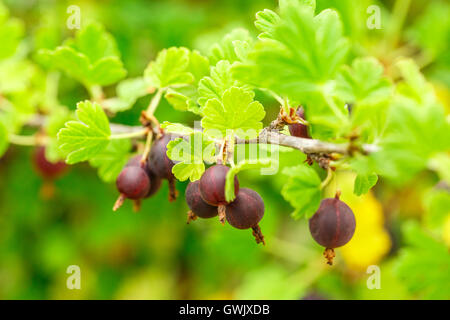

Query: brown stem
[
  {"left": 252, "top": 225, "right": 266, "bottom": 245},
  {"left": 132, "top": 199, "right": 141, "bottom": 212},
  {"left": 218, "top": 205, "right": 226, "bottom": 225},
  {"left": 25, "top": 117, "right": 379, "bottom": 155},
  {"left": 168, "top": 178, "right": 178, "bottom": 202},
  {"left": 186, "top": 210, "right": 198, "bottom": 224},
  {"left": 323, "top": 248, "right": 336, "bottom": 265},
  {"left": 113, "top": 194, "right": 126, "bottom": 211}
]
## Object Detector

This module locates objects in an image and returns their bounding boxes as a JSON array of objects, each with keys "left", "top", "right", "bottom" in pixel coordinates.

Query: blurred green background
[{"left": 0, "top": 0, "right": 449, "bottom": 300}]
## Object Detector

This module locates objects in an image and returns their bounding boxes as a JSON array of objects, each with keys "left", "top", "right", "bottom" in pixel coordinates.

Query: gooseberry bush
[{"left": 0, "top": 0, "right": 449, "bottom": 266}]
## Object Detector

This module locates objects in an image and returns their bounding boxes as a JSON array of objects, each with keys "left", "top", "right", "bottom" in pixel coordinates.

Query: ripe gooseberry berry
[
  {"left": 308, "top": 192, "right": 356, "bottom": 265},
  {"left": 185, "top": 180, "right": 218, "bottom": 223},
  {"left": 32, "top": 146, "right": 67, "bottom": 179},
  {"left": 113, "top": 166, "right": 150, "bottom": 211},
  {"left": 148, "top": 134, "right": 177, "bottom": 201},
  {"left": 199, "top": 164, "right": 239, "bottom": 224},
  {"left": 225, "top": 188, "right": 265, "bottom": 245}
]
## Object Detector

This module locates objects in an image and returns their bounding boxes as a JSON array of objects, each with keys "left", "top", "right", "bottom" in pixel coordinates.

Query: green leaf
[
  {"left": 57, "top": 101, "right": 111, "bottom": 164},
  {"left": 423, "top": 189, "right": 450, "bottom": 231},
  {"left": 202, "top": 87, "right": 265, "bottom": 139},
  {"left": 353, "top": 172, "right": 378, "bottom": 196},
  {"left": 233, "top": 3, "right": 349, "bottom": 100},
  {"left": 165, "top": 86, "right": 199, "bottom": 112},
  {"left": 394, "top": 222, "right": 450, "bottom": 299},
  {"left": 88, "top": 56, "right": 127, "bottom": 86},
  {"left": 166, "top": 132, "right": 216, "bottom": 181},
  {"left": 372, "top": 102, "right": 450, "bottom": 184},
  {"left": 89, "top": 139, "right": 131, "bottom": 183},
  {"left": 0, "top": 121, "right": 9, "bottom": 157},
  {"left": 44, "top": 106, "right": 74, "bottom": 162},
  {"left": 335, "top": 57, "right": 392, "bottom": 105},
  {"left": 144, "top": 47, "right": 194, "bottom": 88},
  {"left": 395, "top": 59, "right": 436, "bottom": 107},
  {"left": 69, "top": 22, "right": 120, "bottom": 63},
  {"left": 255, "top": 9, "right": 280, "bottom": 39},
  {"left": 225, "top": 159, "right": 275, "bottom": 202},
  {"left": 102, "top": 77, "right": 151, "bottom": 113},
  {"left": 281, "top": 164, "right": 322, "bottom": 219},
  {"left": 0, "top": 4, "right": 24, "bottom": 60},
  {"left": 40, "top": 23, "right": 126, "bottom": 87},
  {"left": 407, "top": 1, "right": 450, "bottom": 58},
  {"left": 160, "top": 121, "right": 195, "bottom": 135},
  {"left": 164, "top": 50, "right": 210, "bottom": 113},
  {"left": 208, "top": 28, "right": 254, "bottom": 65},
  {"left": 0, "top": 59, "right": 35, "bottom": 94},
  {"left": 39, "top": 47, "right": 90, "bottom": 84},
  {"left": 198, "top": 60, "right": 246, "bottom": 107},
  {"left": 188, "top": 50, "right": 210, "bottom": 81}
]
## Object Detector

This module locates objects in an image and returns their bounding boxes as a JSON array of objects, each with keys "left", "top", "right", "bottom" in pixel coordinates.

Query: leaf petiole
[{"left": 109, "top": 129, "right": 148, "bottom": 140}]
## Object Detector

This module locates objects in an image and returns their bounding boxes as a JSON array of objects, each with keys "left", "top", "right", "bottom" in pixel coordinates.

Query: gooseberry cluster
[
  {"left": 186, "top": 164, "right": 265, "bottom": 245},
  {"left": 113, "top": 134, "right": 174, "bottom": 211},
  {"left": 110, "top": 113, "right": 355, "bottom": 260}
]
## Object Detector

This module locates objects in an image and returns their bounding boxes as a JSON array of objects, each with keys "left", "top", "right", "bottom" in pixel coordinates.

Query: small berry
[
  {"left": 32, "top": 146, "right": 67, "bottom": 179},
  {"left": 148, "top": 134, "right": 178, "bottom": 201},
  {"left": 225, "top": 188, "right": 265, "bottom": 245},
  {"left": 114, "top": 166, "right": 150, "bottom": 211},
  {"left": 148, "top": 135, "right": 174, "bottom": 180},
  {"left": 126, "top": 155, "right": 161, "bottom": 198},
  {"left": 288, "top": 107, "right": 309, "bottom": 139},
  {"left": 199, "top": 164, "right": 239, "bottom": 206},
  {"left": 199, "top": 164, "right": 239, "bottom": 224},
  {"left": 185, "top": 180, "right": 218, "bottom": 223},
  {"left": 309, "top": 193, "right": 356, "bottom": 265}
]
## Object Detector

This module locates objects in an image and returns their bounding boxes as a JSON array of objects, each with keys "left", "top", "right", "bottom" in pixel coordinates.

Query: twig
[{"left": 25, "top": 117, "right": 379, "bottom": 156}]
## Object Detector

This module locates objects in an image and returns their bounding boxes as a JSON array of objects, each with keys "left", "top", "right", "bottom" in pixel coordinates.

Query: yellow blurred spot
[{"left": 443, "top": 215, "right": 450, "bottom": 247}]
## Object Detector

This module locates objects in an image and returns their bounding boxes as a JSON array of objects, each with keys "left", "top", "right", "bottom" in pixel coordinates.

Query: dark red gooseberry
[
  {"left": 225, "top": 188, "right": 265, "bottom": 245},
  {"left": 309, "top": 193, "right": 356, "bottom": 265},
  {"left": 185, "top": 180, "right": 218, "bottom": 223},
  {"left": 148, "top": 135, "right": 175, "bottom": 180},
  {"left": 199, "top": 164, "right": 239, "bottom": 206},
  {"left": 288, "top": 107, "right": 309, "bottom": 139},
  {"left": 126, "top": 155, "right": 161, "bottom": 198},
  {"left": 116, "top": 166, "right": 150, "bottom": 199},
  {"left": 113, "top": 166, "right": 150, "bottom": 211},
  {"left": 32, "top": 146, "right": 67, "bottom": 179}
]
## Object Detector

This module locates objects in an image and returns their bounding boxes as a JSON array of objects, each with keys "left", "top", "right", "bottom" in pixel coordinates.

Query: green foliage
[
  {"left": 103, "top": 77, "right": 151, "bottom": 112},
  {"left": 423, "top": 189, "right": 450, "bottom": 231},
  {"left": 89, "top": 139, "right": 132, "bottom": 183},
  {"left": 234, "top": 1, "right": 349, "bottom": 99},
  {"left": 144, "top": 47, "right": 194, "bottom": 88},
  {"left": 353, "top": 172, "right": 378, "bottom": 196},
  {"left": 394, "top": 222, "right": 450, "bottom": 300},
  {"left": 0, "top": 120, "right": 8, "bottom": 157},
  {"left": 166, "top": 132, "right": 216, "bottom": 181},
  {"left": 0, "top": 0, "right": 450, "bottom": 301},
  {"left": 202, "top": 87, "right": 265, "bottom": 139},
  {"left": 281, "top": 164, "right": 322, "bottom": 219},
  {"left": 57, "top": 101, "right": 111, "bottom": 164},
  {"left": 164, "top": 50, "right": 210, "bottom": 113},
  {"left": 334, "top": 57, "right": 392, "bottom": 106},
  {"left": 0, "top": 3, "right": 24, "bottom": 60},
  {"left": 208, "top": 28, "right": 254, "bottom": 65},
  {"left": 197, "top": 60, "right": 252, "bottom": 112},
  {"left": 40, "top": 23, "right": 126, "bottom": 87}
]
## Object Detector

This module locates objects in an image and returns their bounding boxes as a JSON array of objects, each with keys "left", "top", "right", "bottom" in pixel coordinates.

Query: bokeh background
[{"left": 0, "top": 0, "right": 449, "bottom": 299}]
